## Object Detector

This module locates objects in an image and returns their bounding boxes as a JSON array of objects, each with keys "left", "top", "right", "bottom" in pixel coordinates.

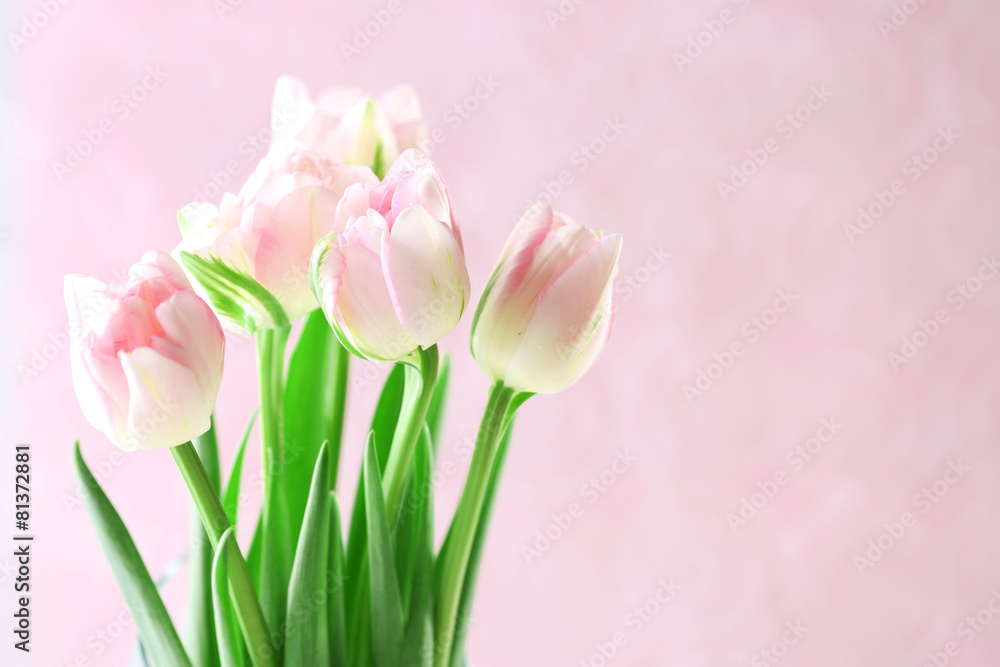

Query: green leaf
[
  {"left": 344, "top": 365, "right": 406, "bottom": 666},
  {"left": 283, "top": 310, "right": 350, "bottom": 548},
  {"left": 328, "top": 494, "right": 348, "bottom": 667},
  {"left": 425, "top": 353, "right": 450, "bottom": 460},
  {"left": 179, "top": 251, "right": 288, "bottom": 334},
  {"left": 246, "top": 514, "right": 263, "bottom": 590},
  {"left": 211, "top": 528, "right": 246, "bottom": 667},
  {"left": 446, "top": 420, "right": 517, "bottom": 667},
  {"left": 393, "top": 425, "right": 431, "bottom": 616},
  {"left": 344, "top": 364, "right": 406, "bottom": 611},
  {"left": 285, "top": 444, "right": 331, "bottom": 667},
  {"left": 223, "top": 409, "right": 259, "bottom": 526},
  {"left": 73, "top": 442, "right": 192, "bottom": 667},
  {"left": 363, "top": 435, "right": 404, "bottom": 667},
  {"left": 187, "top": 420, "right": 222, "bottom": 667},
  {"left": 398, "top": 428, "right": 434, "bottom": 667}
]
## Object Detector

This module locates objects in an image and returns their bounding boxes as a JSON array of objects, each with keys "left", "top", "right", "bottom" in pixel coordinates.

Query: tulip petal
[
  {"left": 251, "top": 186, "right": 342, "bottom": 319},
  {"left": 502, "top": 234, "right": 622, "bottom": 394},
  {"left": 336, "top": 239, "right": 417, "bottom": 362},
  {"left": 65, "top": 274, "right": 111, "bottom": 340},
  {"left": 153, "top": 291, "right": 225, "bottom": 400},
  {"left": 384, "top": 206, "right": 470, "bottom": 348},
  {"left": 119, "top": 347, "right": 213, "bottom": 450},
  {"left": 73, "top": 348, "right": 128, "bottom": 447},
  {"left": 472, "top": 208, "right": 599, "bottom": 382}
]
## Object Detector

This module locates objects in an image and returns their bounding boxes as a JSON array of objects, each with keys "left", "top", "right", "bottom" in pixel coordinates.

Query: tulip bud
[
  {"left": 65, "top": 252, "right": 225, "bottom": 450},
  {"left": 471, "top": 203, "right": 622, "bottom": 394},
  {"left": 176, "top": 149, "right": 378, "bottom": 333},
  {"left": 270, "top": 75, "right": 427, "bottom": 176},
  {"left": 310, "top": 149, "right": 470, "bottom": 362}
]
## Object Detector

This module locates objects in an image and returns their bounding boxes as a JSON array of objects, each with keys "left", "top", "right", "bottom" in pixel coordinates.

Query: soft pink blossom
[
  {"left": 65, "top": 252, "right": 225, "bottom": 450},
  {"left": 471, "top": 203, "right": 623, "bottom": 394},
  {"left": 310, "top": 149, "right": 469, "bottom": 362}
]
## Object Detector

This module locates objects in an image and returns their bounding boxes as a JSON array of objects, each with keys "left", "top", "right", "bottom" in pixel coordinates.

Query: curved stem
[
  {"left": 171, "top": 442, "right": 278, "bottom": 667},
  {"left": 433, "top": 382, "right": 515, "bottom": 667},
  {"left": 382, "top": 344, "right": 439, "bottom": 526}
]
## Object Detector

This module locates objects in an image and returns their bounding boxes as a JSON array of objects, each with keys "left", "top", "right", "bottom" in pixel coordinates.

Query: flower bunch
[{"left": 67, "top": 76, "right": 622, "bottom": 667}]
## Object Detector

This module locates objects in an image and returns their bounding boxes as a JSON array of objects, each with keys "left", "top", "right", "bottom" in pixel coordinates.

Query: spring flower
[
  {"left": 310, "top": 149, "right": 469, "bottom": 362},
  {"left": 65, "top": 252, "right": 225, "bottom": 450},
  {"left": 176, "top": 149, "right": 378, "bottom": 332},
  {"left": 270, "top": 75, "right": 427, "bottom": 176},
  {"left": 471, "top": 203, "right": 622, "bottom": 394}
]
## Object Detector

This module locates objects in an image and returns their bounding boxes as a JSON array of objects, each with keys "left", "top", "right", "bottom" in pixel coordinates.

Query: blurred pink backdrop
[{"left": 3, "top": 0, "right": 1000, "bottom": 665}]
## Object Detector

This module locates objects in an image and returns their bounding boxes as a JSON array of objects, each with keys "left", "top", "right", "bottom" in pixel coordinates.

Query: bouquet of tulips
[{"left": 66, "top": 76, "right": 622, "bottom": 667}]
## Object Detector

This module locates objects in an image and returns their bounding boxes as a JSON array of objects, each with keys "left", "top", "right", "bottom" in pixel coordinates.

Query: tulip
[
  {"left": 65, "top": 252, "right": 225, "bottom": 450},
  {"left": 471, "top": 203, "right": 622, "bottom": 394},
  {"left": 176, "top": 149, "right": 378, "bottom": 331},
  {"left": 270, "top": 75, "right": 427, "bottom": 175},
  {"left": 310, "top": 149, "right": 470, "bottom": 362}
]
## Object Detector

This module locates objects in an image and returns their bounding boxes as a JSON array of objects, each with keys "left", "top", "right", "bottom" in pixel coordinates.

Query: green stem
[
  {"left": 382, "top": 345, "right": 439, "bottom": 526},
  {"left": 257, "top": 325, "right": 291, "bottom": 656},
  {"left": 433, "top": 382, "right": 515, "bottom": 667},
  {"left": 171, "top": 442, "right": 277, "bottom": 667},
  {"left": 328, "top": 338, "right": 350, "bottom": 490}
]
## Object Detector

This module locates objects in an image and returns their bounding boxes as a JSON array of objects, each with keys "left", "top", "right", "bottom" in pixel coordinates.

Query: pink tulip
[
  {"left": 65, "top": 252, "right": 225, "bottom": 450},
  {"left": 176, "top": 149, "right": 378, "bottom": 329},
  {"left": 471, "top": 203, "right": 623, "bottom": 394},
  {"left": 270, "top": 75, "right": 427, "bottom": 172},
  {"left": 310, "top": 149, "right": 470, "bottom": 362}
]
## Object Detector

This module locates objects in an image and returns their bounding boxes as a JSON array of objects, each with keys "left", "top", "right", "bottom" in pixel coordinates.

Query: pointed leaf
[
  {"left": 73, "top": 442, "right": 192, "bottom": 667},
  {"left": 364, "top": 435, "right": 404, "bottom": 667},
  {"left": 285, "top": 444, "right": 331, "bottom": 666},
  {"left": 399, "top": 429, "right": 434, "bottom": 667},
  {"left": 223, "top": 409, "right": 259, "bottom": 526},
  {"left": 328, "top": 494, "right": 348, "bottom": 667},
  {"left": 211, "top": 528, "right": 246, "bottom": 667}
]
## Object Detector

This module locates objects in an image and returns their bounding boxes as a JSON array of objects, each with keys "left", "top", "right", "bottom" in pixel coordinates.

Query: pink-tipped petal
[
  {"left": 384, "top": 206, "right": 470, "bottom": 347},
  {"left": 336, "top": 240, "right": 417, "bottom": 361},
  {"left": 503, "top": 234, "right": 622, "bottom": 393}
]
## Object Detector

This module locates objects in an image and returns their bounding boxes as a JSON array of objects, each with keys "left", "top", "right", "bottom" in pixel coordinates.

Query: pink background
[{"left": 4, "top": 0, "right": 1000, "bottom": 665}]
